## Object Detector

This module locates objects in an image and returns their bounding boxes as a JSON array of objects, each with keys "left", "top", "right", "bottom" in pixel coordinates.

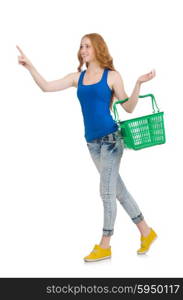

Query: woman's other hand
[{"left": 137, "top": 69, "right": 156, "bottom": 84}]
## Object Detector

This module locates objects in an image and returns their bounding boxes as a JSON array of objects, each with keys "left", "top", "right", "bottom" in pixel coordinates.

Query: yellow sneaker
[
  {"left": 84, "top": 244, "right": 111, "bottom": 262},
  {"left": 137, "top": 228, "right": 157, "bottom": 255}
]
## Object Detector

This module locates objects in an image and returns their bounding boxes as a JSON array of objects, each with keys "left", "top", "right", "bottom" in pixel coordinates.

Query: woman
[{"left": 16, "top": 33, "right": 157, "bottom": 262}]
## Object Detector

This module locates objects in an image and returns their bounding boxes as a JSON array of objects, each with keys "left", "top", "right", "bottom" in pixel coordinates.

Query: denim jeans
[{"left": 86, "top": 130, "right": 144, "bottom": 237}]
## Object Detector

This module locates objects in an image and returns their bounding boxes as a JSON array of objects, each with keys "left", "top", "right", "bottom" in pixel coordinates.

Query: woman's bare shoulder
[
  {"left": 108, "top": 70, "right": 124, "bottom": 84},
  {"left": 108, "top": 70, "right": 121, "bottom": 78},
  {"left": 107, "top": 70, "right": 121, "bottom": 89}
]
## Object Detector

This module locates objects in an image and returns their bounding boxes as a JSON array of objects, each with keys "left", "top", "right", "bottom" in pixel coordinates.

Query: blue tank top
[{"left": 77, "top": 68, "right": 118, "bottom": 142}]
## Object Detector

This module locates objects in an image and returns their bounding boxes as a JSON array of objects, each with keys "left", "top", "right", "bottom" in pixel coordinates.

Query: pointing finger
[{"left": 16, "top": 45, "right": 25, "bottom": 56}]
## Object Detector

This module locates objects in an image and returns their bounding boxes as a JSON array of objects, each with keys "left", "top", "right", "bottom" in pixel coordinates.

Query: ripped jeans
[{"left": 86, "top": 130, "right": 144, "bottom": 237}]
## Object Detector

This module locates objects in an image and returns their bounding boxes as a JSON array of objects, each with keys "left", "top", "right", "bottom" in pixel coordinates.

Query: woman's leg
[
  {"left": 87, "top": 140, "right": 144, "bottom": 223},
  {"left": 136, "top": 219, "right": 151, "bottom": 237},
  {"left": 87, "top": 138, "right": 122, "bottom": 248},
  {"left": 87, "top": 138, "right": 150, "bottom": 245},
  {"left": 99, "top": 138, "right": 123, "bottom": 240}
]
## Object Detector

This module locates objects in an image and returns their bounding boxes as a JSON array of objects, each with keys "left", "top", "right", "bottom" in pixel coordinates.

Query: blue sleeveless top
[{"left": 77, "top": 68, "right": 118, "bottom": 142}]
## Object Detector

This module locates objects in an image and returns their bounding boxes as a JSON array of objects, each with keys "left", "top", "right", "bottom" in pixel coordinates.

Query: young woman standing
[{"left": 17, "top": 33, "right": 157, "bottom": 262}]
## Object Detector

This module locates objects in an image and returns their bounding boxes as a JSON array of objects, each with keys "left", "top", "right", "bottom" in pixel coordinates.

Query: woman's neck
[{"left": 86, "top": 61, "right": 104, "bottom": 74}]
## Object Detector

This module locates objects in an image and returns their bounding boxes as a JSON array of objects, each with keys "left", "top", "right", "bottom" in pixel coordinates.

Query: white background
[{"left": 0, "top": 0, "right": 182, "bottom": 277}]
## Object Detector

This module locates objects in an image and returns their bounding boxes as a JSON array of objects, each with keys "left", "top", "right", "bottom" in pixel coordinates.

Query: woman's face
[{"left": 80, "top": 37, "right": 96, "bottom": 63}]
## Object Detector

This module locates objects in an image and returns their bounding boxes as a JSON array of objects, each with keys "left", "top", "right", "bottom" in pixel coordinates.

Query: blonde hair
[{"left": 77, "top": 33, "right": 116, "bottom": 111}]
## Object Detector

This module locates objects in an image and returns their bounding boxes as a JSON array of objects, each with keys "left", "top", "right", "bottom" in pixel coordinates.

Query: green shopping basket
[{"left": 112, "top": 93, "right": 166, "bottom": 150}]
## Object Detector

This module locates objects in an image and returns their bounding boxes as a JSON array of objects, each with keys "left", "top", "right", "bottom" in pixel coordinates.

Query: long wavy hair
[{"left": 77, "top": 33, "right": 116, "bottom": 112}]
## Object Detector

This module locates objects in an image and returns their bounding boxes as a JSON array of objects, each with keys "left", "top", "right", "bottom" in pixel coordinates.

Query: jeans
[{"left": 86, "top": 130, "right": 144, "bottom": 237}]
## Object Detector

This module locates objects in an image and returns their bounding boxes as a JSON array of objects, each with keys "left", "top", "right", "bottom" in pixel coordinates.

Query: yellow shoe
[
  {"left": 137, "top": 228, "right": 157, "bottom": 255},
  {"left": 84, "top": 244, "right": 111, "bottom": 262}
]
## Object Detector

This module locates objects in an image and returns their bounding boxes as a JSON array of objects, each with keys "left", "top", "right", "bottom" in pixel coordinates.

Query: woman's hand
[
  {"left": 137, "top": 69, "right": 156, "bottom": 84},
  {"left": 16, "top": 45, "right": 33, "bottom": 70}
]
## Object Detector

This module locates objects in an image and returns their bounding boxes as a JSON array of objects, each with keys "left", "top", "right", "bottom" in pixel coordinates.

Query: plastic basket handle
[{"left": 112, "top": 93, "right": 160, "bottom": 125}]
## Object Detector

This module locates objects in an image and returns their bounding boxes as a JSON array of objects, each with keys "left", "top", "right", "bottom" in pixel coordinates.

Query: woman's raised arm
[
  {"left": 16, "top": 45, "right": 78, "bottom": 92},
  {"left": 45, "top": 72, "right": 78, "bottom": 92}
]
